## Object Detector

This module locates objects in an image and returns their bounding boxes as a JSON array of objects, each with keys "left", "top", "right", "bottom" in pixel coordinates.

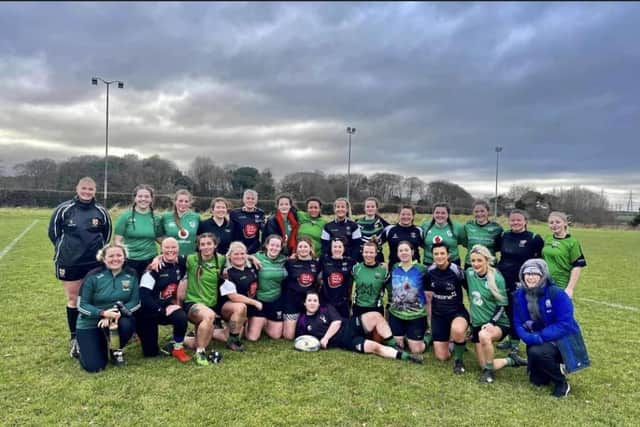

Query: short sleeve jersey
[
  {"left": 295, "top": 305, "right": 343, "bottom": 339},
  {"left": 497, "top": 230, "right": 544, "bottom": 287},
  {"left": 219, "top": 265, "right": 259, "bottom": 306},
  {"left": 352, "top": 262, "right": 388, "bottom": 308},
  {"left": 320, "top": 256, "right": 356, "bottom": 307},
  {"left": 384, "top": 224, "right": 423, "bottom": 267},
  {"left": 463, "top": 221, "right": 503, "bottom": 265},
  {"left": 230, "top": 208, "right": 265, "bottom": 254},
  {"left": 465, "top": 268, "right": 509, "bottom": 327},
  {"left": 285, "top": 258, "right": 321, "bottom": 294},
  {"left": 421, "top": 220, "right": 465, "bottom": 264},
  {"left": 160, "top": 211, "right": 200, "bottom": 255},
  {"left": 254, "top": 252, "right": 287, "bottom": 302},
  {"left": 184, "top": 253, "right": 225, "bottom": 307},
  {"left": 542, "top": 234, "right": 586, "bottom": 288},
  {"left": 139, "top": 256, "right": 186, "bottom": 311},
  {"left": 197, "top": 217, "right": 234, "bottom": 256},
  {"left": 114, "top": 210, "right": 161, "bottom": 261},
  {"left": 388, "top": 262, "right": 427, "bottom": 320},
  {"left": 425, "top": 262, "right": 466, "bottom": 317},
  {"left": 356, "top": 215, "right": 389, "bottom": 261}
]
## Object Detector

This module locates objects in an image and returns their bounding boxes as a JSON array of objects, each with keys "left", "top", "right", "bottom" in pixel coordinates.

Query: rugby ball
[{"left": 294, "top": 335, "right": 321, "bottom": 352}]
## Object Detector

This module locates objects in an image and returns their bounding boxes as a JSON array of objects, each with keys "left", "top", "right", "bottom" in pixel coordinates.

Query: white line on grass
[
  {"left": 580, "top": 297, "right": 640, "bottom": 312},
  {"left": 0, "top": 220, "right": 38, "bottom": 260}
]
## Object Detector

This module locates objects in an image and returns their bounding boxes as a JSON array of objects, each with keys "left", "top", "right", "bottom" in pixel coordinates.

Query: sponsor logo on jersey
[
  {"left": 58, "top": 267, "right": 66, "bottom": 278},
  {"left": 91, "top": 218, "right": 100, "bottom": 227},
  {"left": 178, "top": 229, "right": 189, "bottom": 239},
  {"left": 298, "top": 273, "right": 315, "bottom": 287},
  {"left": 472, "top": 291, "right": 483, "bottom": 306},
  {"left": 161, "top": 283, "right": 178, "bottom": 299},
  {"left": 122, "top": 280, "right": 131, "bottom": 291},
  {"left": 410, "top": 232, "right": 417, "bottom": 239},
  {"left": 519, "top": 240, "right": 528, "bottom": 247},
  {"left": 249, "top": 281, "right": 258, "bottom": 298},
  {"left": 244, "top": 223, "right": 258, "bottom": 239},
  {"left": 328, "top": 272, "right": 344, "bottom": 288},
  {"left": 320, "top": 314, "right": 327, "bottom": 323},
  {"left": 433, "top": 235, "right": 443, "bottom": 244}
]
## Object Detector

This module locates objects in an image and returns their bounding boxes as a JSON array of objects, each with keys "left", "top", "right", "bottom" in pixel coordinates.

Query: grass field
[{"left": 1, "top": 207, "right": 639, "bottom": 426}]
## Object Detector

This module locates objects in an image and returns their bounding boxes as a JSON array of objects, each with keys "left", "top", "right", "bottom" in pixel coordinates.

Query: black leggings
[
  {"left": 527, "top": 342, "right": 565, "bottom": 386},
  {"left": 76, "top": 317, "right": 136, "bottom": 373},
  {"left": 506, "top": 289, "right": 519, "bottom": 340},
  {"left": 136, "top": 309, "right": 188, "bottom": 357}
]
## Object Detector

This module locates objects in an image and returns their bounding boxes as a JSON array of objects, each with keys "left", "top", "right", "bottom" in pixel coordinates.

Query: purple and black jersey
[{"left": 295, "top": 305, "right": 342, "bottom": 339}]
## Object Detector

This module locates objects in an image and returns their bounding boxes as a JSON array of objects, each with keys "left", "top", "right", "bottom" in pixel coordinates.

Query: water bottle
[{"left": 109, "top": 320, "right": 120, "bottom": 350}]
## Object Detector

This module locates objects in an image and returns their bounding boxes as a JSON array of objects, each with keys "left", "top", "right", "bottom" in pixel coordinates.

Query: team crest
[
  {"left": 58, "top": 268, "right": 66, "bottom": 278},
  {"left": 519, "top": 240, "right": 528, "bottom": 247},
  {"left": 472, "top": 291, "right": 483, "bottom": 306},
  {"left": 91, "top": 218, "right": 100, "bottom": 227},
  {"left": 188, "top": 220, "right": 196, "bottom": 228},
  {"left": 122, "top": 280, "right": 131, "bottom": 291}
]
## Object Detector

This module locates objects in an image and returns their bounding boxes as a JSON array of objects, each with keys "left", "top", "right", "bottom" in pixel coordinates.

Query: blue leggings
[{"left": 76, "top": 317, "right": 136, "bottom": 373}]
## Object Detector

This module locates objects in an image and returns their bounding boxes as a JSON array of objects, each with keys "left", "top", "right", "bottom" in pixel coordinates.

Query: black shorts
[
  {"left": 283, "top": 289, "right": 306, "bottom": 316},
  {"left": 329, "top": 317, "right": 366, "bottom": 353},
  {"left": 471, "top": 324, "right": 510, "bottom": 343},
  {"left": 251, "top": 296, "right": 284, "bottom": 322},
  {"left": 431, "top": 308, "right": 469, "bottom": 342},
  {"left": 55, "top": 262, "right": 101, "bottom": 281},
  {"left": 388, "top": 313, "right": 427, "bottom": 341},
  {"left": 351, "top": 304, "right": 383, "bottom": 318}
]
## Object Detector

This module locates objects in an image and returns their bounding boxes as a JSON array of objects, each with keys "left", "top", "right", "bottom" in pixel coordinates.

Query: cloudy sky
[{"left": 1, "top": 2, "right": 638, "bottom": 208}]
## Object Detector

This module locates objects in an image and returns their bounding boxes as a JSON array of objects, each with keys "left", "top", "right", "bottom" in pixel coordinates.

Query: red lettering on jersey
[
  {"left": 298, "top": 272, "right": 314, "bottom": 287},
  {"left": 248, "top": 281, "right": 257, "bottom": 298},
  {"left": 244, "top": 223, "right": 258, "bottom": 238},
  {"left": 328, "top": 272, "right": 344, "bottom": 288},
  {"left": 161, "top": 283, "right": 178, "bottom": 300}
]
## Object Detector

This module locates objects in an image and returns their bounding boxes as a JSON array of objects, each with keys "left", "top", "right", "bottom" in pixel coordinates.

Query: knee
[{"left": 478, "top": 330, "right": 492, "bottom": 345}]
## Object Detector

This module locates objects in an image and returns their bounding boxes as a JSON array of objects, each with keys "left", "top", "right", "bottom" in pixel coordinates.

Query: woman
[
  {"left": 247, "top": 235, "right": 288, "bottom": 341},
  {"left": 230, "top": 189, "right": 265, "bottom": 254},
  {"left": 514, "top": 258, "right": 588, "bottom": 398},
  {"left": 383, "top": 205, "right": 423, "bottom": 268},
  {"left": 542, "top": 211, "right": 587, "bottom": 299},
  {"left": 425, "top": 242, "right": 469, "bottom": 374},
  {"left": 319, "top": 237, "right": 356, "bottom": 318},
  {"left": 351, "top": 241, "right": 388, "bottom": 317},
  {"left": 114, "top": 184, "right": 161, "bottom": 279},
  {"left": 356, "top": 197, "right": 389, "bottom": 263},
  {"left": 421, "top": 202, "right": 465, "bottom": 266},
  {"left": 76, "top": 243, "right": 140, "bottom": 372},
  {"left": 463, "top": 200, "right": 503, "bottom": 269},
  {"left": 137, "top": 238, "right": 190, "bottom": 362},
  {"left": 496, "top": 209, "right": 544, "bottom": 358},
  {"left": 159, "top": 189, "right": 200, "bottom": 256},
  {"left": 197, "top": 197, "right": 234, "bottom": 256},
  {"left": 264, "top": 193, "right": 299, "bottom": 256},
  {"left": 321, "top": 198, "right": 362, "bottom": 260},
  {"left": 219, "top": 242, "right": 263, "bottom": 352},
  {"left": 466, "top": 245, "right": 524, "bottom": 383},
  {"left": 387, "top": 241, "right": 428, "bottom": 355},
  {"left": 295, "top": 291, "right": 423, "bottom": 364},
  {"left": 282, "top": 238, "right": 321, "bottom": 340},
  {"left": 183, "top": 233, "right": 227, "bottom": 366},
  {"left": 48, "top": 177, "right": 112, "bottom": 359},
  {"left": 296, "top": 197, "right": 327, "bottom": 257}
]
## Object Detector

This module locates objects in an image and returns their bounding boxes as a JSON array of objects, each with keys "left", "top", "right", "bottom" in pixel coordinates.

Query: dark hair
[
  {"left": 130, "top": 184, "right": 156, "bottom": 231},
  {"left": 261, "top": 234, "right": 284, "bottom": 254},
  {"left": 306, "top": 197, "right": 323, "bottom": 208},
  {"left": 431, "top": 241, "right": 449, "bottom": 253},
  {"left": 508, "top": 209, "right": 529, "bottom": 230},
  {"left": 364, "top": 197, "right": 380, "bottom": 209},
  {"left": 195, "top": 233, "right": 220, "bottom": 285},
  {"left": 210, "top": 197, "right": 231, "bottom": 211},
  {"left": 305, "top": 290, "right": 320, "bottom": 301},
  {"left": 275, "top": 193, "right": 295, "bottom": 208},
  {"left": 399, "top": 205, "right": 415, "bottom": 216},
  {"left": 425, "top": 202, "right": 454, "bottom": 236}
]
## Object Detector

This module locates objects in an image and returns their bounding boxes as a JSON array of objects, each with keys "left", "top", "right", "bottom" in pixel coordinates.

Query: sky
[{"left": 0, "top": 2, "right": 638, "bottom": 209}]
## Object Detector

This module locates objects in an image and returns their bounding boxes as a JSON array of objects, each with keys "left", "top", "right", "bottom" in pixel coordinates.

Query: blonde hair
[
  {"left": 296, "top": 237, "right": 315, "bottom": 259},
  {"left": 548, "top": 211, "right": 569, "bottom": 232},
  {"left": 225, "top": 241, "right": 251, "bottom": 269},
  {"left": 96, "top": 242, "right": 129, "bottom": 263},
  {"left": 469, "top": 244, "right": 502, "bottom": 302},
  {"left": 173, "top": 189, "right": 192, "bottom": 231}
]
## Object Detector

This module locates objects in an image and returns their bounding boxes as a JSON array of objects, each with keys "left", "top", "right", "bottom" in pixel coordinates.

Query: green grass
[{"left": 1, "top": 208, "right": 639, "bottom": 426}]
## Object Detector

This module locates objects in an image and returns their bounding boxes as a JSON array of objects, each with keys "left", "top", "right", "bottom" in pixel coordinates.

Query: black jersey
[
  {"left": 295, "top": 305, "right": 343, "bottom": 339},
  {"left": 497, "top": 230, "right": 544, "bottom": 288},
  {"left": 197, "top": 217, "right": 233, "bottom": 255},
  {"left": 320, "top": 255, "right": 356, "bottom": 307},
  {"left": 285, "top": 258, "right": 321, "bottom": 294},
  {"left": 229, "top": 208, "right": 265, "bottom": 254},
  {"left": 220, "top": 265, "right": 259, "bottom": 306},
  {"left": 139, "top": 256, "right": 187, "bottom": 314},
  {"left": 426, "top": 263, "right": 466, "bottom": 317},
  {"left": 321, "top": 219, "right": 362, "bottom": 259},
  {"left": 384, "top": 224, "right": 423, "bottom": 267}
]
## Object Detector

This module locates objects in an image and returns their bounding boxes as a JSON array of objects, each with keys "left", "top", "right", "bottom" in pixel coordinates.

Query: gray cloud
[{"left": 0, "top": 2, "right": 638, "bottom": 207}]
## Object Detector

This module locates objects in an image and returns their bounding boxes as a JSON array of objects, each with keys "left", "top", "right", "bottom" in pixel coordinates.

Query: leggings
[
  {"left": 136, "top": 309, "right": 188, "bottom": 357},
  {"left": 527, "top": 342, "right": 565, "bottom": 386},
  {"left": 76, "top": 316, "right": 136, "bottom": 373}
]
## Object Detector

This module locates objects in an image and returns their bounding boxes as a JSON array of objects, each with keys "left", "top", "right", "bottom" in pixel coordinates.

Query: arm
[
  {"left": 139, "top": 272, "right": 161, "bottom": 313},
  {"left": 77, "top": 276, "right": 102, "bottom": 319},
  {"left": 100, "top": 205, "right": 112, "bottom": 243},
  {"left": 564, "top": 267, "right": 582, "bottom": 299},
  {"left": 320, "top": 320, "right": 342, "bottom": 349},
  {"left": 48, "top": 204, "right": 64, "bottom": 244}
]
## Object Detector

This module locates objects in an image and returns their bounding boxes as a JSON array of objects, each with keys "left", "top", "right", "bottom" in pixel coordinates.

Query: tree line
[{"left": 0, "top": 154, "right": 614, "bottom": 224}]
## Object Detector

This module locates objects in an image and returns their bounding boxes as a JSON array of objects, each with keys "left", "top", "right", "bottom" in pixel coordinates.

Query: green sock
[
  {"left": 423, "top": 333, "right": 433, "bottom": 346},
  {"left": 453, "top": 342, "right": 466, "bottom": 361},
  {"left": 505, "top": 356, "right": 515, "bottom": 366},
  {"left": 384, "top": 336, "right": 397, "bottom": 347},
  {"left": 399, "top": 351, "right": 411, "bottom": 361},
  {"left": 484, "top": 362, "right": 494, "bottom": 371},
  {"left": 173, "top": 341, "right": 184, "bottom": 350}
]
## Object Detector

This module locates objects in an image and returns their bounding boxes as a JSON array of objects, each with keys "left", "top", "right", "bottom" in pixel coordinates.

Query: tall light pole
[
  {"left": 494, "top": 146, "right": 503, "bottom": 218},
  {"left": 92, "top": 77, "right": 124, "bottom": 206},
  {"left": 346, "top": 126, "right": 356, "bottom": 203}
]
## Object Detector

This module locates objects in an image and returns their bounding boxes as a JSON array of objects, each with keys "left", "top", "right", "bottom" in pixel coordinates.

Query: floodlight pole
[
  {"left": 346, "top": 126, "right": 356, "bottom": 204},
  {"left": 92, "top": 77, "right": 124, "bottom": 206},
  {"left": 494, "top": 146, "right": 503, "bottom": 219}
]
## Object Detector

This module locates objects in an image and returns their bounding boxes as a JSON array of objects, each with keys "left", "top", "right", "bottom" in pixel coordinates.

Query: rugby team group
[{"left": 48, "top": 176, "right": 589, "bottom": 398}]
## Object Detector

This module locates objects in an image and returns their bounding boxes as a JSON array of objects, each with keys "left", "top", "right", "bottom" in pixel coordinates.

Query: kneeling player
[{"left": 295, "top": 291, "right": 422, "bottom": 363}]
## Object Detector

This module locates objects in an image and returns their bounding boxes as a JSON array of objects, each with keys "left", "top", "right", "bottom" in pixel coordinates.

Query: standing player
[
  {"left": 496, "top": 209, "right": 543, "bottom": 360},
  {"left": 321, "top": 198, "right": 362, "bottom": 260},
  {"left": 230, "top": 189, "right": 265, "bottom": 254},
  {"left": 198, "top": 197, "right": 234, "bottom": 256},
  {"left": 49, "top": 177, "right": 112, "bottom": 358},
  {"left": 296, "top": 197, "right": 327, "bottom": 257},
  {"left": 319, "top": 238, "right": 356, "bottom": 318},
  {"left": 159, "top": 189, "right": 200, "bottom": 256},
  {"left": 383, "top": 205, "right": 423, "bottom": 268},
  {"left": 421, "top": 202, "right": 465, "bottom": 266},
  {"left": 351, "top": 241, "right": 388, "bottom": 317},
  {"left": 356, "top": 197, "right": 389, "bottom": 263},
  {"left": 463, "top": 200, "right": 503, "bottom": 269},
  {"left": 263, "top": 194, "right": 299, "bottom": 256},
  {"left": 542, "top": 211, "right": 587, "bottom": 299},
  {"left": 425, "top": 242, "right": 469, "bottom": 374}
]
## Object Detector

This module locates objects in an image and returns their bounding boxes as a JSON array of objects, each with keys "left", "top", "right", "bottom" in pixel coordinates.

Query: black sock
[{"left": 67, "top": 306, "right": 78, "bottom": 339}]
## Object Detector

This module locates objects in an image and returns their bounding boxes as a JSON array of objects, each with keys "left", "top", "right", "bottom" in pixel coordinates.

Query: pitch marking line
[
  {"left": 0, "top": 220, "right": 38, "bottom": 260},
  {"left": 580, "top": 297, "right": 640, "bottom": 312}
]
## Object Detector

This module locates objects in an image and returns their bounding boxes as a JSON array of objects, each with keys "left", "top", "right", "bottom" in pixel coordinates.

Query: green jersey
[
  {"left": 77, "top": 267, "right": 140, "bottom": 330},
  {"left": 352, "top": 262, "right": 388, "bottom": 308},
  {"left": 465, "top": 267, "right": 509, "bottom": 327},
  {"left": 421, "top": 220, "right": 465, "bottom": 264},
  {"left": 254, "top": 252, "right": 288, "bottom": 302},
  {"left": 542, "top": 234, "right": 586, "bottom": 288},
  {"left": 114, "top": 209, "right": 161, "bottom": 261},
  {"left": 296, "top": 210, "right": 327, "bottom": 256},
  {"left": 160, "top": 211, "right": 200, "bottom": 255},
  {"left": 463, "top": 220, "right": 503, "bottom": 265},
  {"left": 185, "top": 253, "right": 225, "bottom": 307}
]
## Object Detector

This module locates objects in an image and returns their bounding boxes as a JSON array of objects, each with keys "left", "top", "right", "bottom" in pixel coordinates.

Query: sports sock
[
  {"left": 173, "top": 340, "right": 184, "bottom": 350},
  {"left": 399, "top": 351, "right": 412, "bottom": 361},
  {"left": 484, "top": 362, "right": 494, "bottom": 371},
  {"left": 453, "top": 341, "right": 466, "bottom": 361},
  {"left": 67, "top": 306, "right": 79, "bottom": 338},
  {"left": 395, "top": 351, "right": 403, "bottom": 360},
  {"left": 505, "top": 356, "right": 515, "bottom": 366},
  {"left": 384, "top": 336, "right": 397, "bottom": 347}
]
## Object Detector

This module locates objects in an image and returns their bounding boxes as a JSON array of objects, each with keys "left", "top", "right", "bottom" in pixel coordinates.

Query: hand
[
  {"left": 254, "top": 301, "right": 263, "bottom": 311},
  {"left": 165, "top": 304, "right": 181, "bottom": 316},
  {"left": 564, "top": 288, "right": 574, "bottom": 299},
  {"left": 102, "top": 308, "right": 121, "bottom": 321},
  {"left": 523, "top": 320, "right": 535, "bottom": 332},
  {"left": 250, "top": 256, "right": 263, "bottom": 270},
  {"left": 97, "top": 318, "right": 110, "bottom": 328},
  {"left": 148, "top": 255, "right": 164, "bottom": 272},
  {"left": 320, "top": 337, "right": 329, "bottom": 349}
]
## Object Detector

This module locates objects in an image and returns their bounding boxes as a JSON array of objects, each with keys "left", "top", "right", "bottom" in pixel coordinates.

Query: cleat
[
  {"left": 194, "top": 351, "right": 209, "bottom": 366},
  {"left": 479, "top": 368, "right": 495, "bottom": 384},
  {"left": 453, "top": 359, "right": 466, "bottom": 375},
  {"left": 551, "top": 382, "right": 571, "bottom": 398},
  {"left": 171, "top": 347, "right": 191, "bottom": 363},
  {"left": 509, "top": 349, "right": 528, "bottom": 367},
  {"left": 407, "top": 354, "right": 424, "bottom": 364},
  {"left": 110, "top": 350, "right": 125, "bottom": 367}
]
